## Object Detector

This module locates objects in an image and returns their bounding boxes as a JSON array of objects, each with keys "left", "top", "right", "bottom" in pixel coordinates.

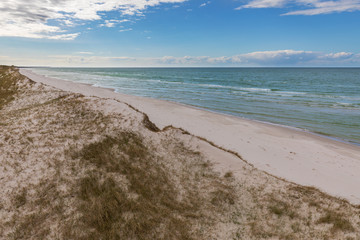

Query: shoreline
[
  {"left": 152, "top": 100, "right": 360, "bottom": 147},
  {"left": 23, "top": 68, "right": 360, "bottom": 148},
  {"left": 26, "top": 67, "right": 360, "bottom": 147},
  {"left": 20, "top": 68, "right": 360, "bottom": 204}
]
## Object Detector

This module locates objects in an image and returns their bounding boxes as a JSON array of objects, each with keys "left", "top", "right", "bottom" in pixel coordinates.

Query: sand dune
[
  {"left": 1, "top": 66, "right": 359, "bottom": 239},
  {"left": 20, "top": 68, "right": 360, "bottom": 204}
]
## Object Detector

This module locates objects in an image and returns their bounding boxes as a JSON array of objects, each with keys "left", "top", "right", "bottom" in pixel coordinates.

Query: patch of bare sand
[{"left": 0, "top": 66, "right": 359, "bottom": 239}]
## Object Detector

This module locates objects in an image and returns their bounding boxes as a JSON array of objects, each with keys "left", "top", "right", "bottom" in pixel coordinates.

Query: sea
[{"left": 28, "top": 67, "right": 360, "bottom": 145}]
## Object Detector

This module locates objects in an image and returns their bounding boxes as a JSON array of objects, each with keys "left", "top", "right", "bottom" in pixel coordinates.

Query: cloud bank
[
  {"left": 237, "top": 0, "right": 360, "bottom": 15},
  {"left": 157, "top": 50, "right": 358, "bottom": 66},
  {"left": 0, "top": 0, "right": 186, "bottom": 40},
  {"left": 4, "top": 50, "right": 359, "bottom": 67}
]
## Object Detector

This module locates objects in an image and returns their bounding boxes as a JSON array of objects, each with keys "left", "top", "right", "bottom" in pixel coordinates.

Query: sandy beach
[
  {"left": 1, "top": 66, "right": 360, "bottom": 239},
  {"left": 20, "top": 68, "right": 360, "bottom": 205}
]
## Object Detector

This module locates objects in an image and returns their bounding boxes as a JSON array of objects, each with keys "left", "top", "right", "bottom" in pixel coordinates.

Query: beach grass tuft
[
  {"left": 224, "top": 171, "right": 233, "bottom": 178},
  {"left": 142, "top": 114, "right": 160, "bottom": 132},
  {"left": 268, "top": 198, "right": 297, "bottom": 219},
  {"left": 0, "top": 65, "right": 21, "bottom": 109},
  {"left": 13, "top": 188, "right": 27, "bottom": 208},
  {"left": 67, "top": 133, "right": 204, "bottom": 239},
  {"left": 317, "top": 209, "right": 354, "bottom": 232}
]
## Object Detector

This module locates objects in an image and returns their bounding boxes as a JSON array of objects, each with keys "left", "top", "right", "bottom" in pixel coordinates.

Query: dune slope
[{"left": 0, "top": 66, "right": 359, "bottom": 239}]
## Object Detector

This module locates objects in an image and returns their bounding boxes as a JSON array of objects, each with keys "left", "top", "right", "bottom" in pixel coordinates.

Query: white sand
[{"left": 20, "top": 69, "right": 360, "bottom": 204}]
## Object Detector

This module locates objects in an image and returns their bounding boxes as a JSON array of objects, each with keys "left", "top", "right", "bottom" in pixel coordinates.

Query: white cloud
[
  {"left": 322, "top": 52, "right": 353, "bottom": 59},
  {"left": 0, "top": 0, "right": 187, "bottom": 40},
  {"left": 239, "top": 50, "right": 318, "bottom": 63},
  {"left": 119, "top": 28, "right": 133, "bottom": 32},
  {"left": 156, "top": 50, "right": 360, "bottom": 66},
  {"left": 100, "top": 19, "right": 130, "bottom": 28},
  {"left": 2, "top": 50, "right": 360, "bottom": 67},
  {"left": 47, "top": 33, "right": 80, "bottom": 40},
  {"left": 76, "top": 52, "right": 94, "bottom": 55},
  {"left": 200, "top": 1, "right": 211, "bottom": 7},
  {"left": 237, "top": 0, "right": 360, "bottom": 15},
  {"left": 236, "top": 0, "right": 287, "bottom": 9}
]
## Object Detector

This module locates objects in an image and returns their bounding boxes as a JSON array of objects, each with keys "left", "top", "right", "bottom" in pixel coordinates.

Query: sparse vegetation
[
  {"left": 224, "top": 171, "right": 233, "bottom": 178},
  {"left": 0, "top": 65, "right": 21, "bottom": 109},
  {"left": 13, "top": 188, "right": 27, "bottom": 208},
  {"left": 211, "top": 187, "right": 235, "bottom": 206},
  {"left": 1, "top": 66, "right": 360, "bottom": 240},
  {"left": 10, "top": 212, "right": 50, "bottom": 240},
  {"left": 268, "top": 198, "right": 297, "bottom": 219},
  {"left": 142, "top": 114, "right": 160, "bottom": 132},
  {"left": 317, "top": 209, "right": 354, "bottom": 233},
  {"left": 68, "top": 134, "right": 204, "bottom": 239}
]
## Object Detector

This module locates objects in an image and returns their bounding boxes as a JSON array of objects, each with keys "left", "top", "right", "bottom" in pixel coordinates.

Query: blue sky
[{"left": 0, "top": 0, "right": 360, "bottom": 67}]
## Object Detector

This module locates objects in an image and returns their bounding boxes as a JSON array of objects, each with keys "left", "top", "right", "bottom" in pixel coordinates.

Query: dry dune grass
[
  {"left": 0, "top": 66, "right": 360, "bottom": 239},
  {"left": 0, "top": 66, "right": 22, "bottom": 110}
]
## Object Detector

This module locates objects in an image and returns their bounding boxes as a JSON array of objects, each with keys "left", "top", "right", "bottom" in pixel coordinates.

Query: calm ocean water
[{"left": 29, "top": 68, "right": 360, "bottom": 145}]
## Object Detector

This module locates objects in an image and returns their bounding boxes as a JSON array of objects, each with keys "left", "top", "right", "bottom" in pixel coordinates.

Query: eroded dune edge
[{"left": 1, "top": 66, "right": 359, "bottom": 239}]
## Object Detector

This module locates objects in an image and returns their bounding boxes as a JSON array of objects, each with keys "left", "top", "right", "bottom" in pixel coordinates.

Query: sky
[{"left": 0, "top": 0, "right": 360, "bottom": 67}]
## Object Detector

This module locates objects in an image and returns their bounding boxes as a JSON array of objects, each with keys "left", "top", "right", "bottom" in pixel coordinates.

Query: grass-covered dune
[{"left": 0, "top": 66, "right": 359, "bottom": 239}]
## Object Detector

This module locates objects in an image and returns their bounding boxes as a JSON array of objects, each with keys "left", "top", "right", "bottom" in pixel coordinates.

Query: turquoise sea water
[{"left": 29, "top": 68, "right": 360, "bottom": 145}]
